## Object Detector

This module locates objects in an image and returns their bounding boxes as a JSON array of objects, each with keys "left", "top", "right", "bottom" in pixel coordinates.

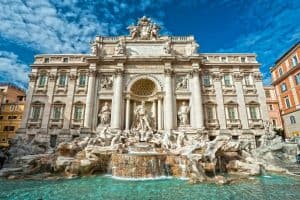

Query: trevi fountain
[{"left": 0, "top": 17, "right": 299, "bottom": 200}]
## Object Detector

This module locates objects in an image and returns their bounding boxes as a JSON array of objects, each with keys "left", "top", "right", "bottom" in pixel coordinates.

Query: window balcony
[
  {"left": 226, "top": 119, "right": 241, "bottom": 129},
  {"left": 55, "top": 85, "right": 68, "bottom": 93},
  {"left": 49, "top": 119, "right": 64, "bottom": 128},
  {"left": 27, "top": 119, "right": 42, "bottom": 128},
  {"left": 76, "top": 85, "right": 87, "bottom": 94},
  {"left": 243, "top": 84, "right": 256, "bottom": 94},
  {"left": 205, "top": 119, "right": 220, "bottom": 129},
  {"left": 248, "top": 119, "right": 264, "bottom": 129},
  {"left": 222, "top": 85, "right": 236, "bottom": 93},
  {"left": 71, "top": 119, "right": 84, "bottom": 129}
]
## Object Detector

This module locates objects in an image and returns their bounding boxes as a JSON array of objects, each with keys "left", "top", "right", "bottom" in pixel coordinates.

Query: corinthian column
[
  {"left": 84, "top": 65, "right": 97, "bottom": 129},
  {"left": 111, "top": 66, "right": 124, "bottom": 129},
  {"left": 164, "top": 66, "right": 175, "bottom": 131},
  {"left": 192, "top": 63, "right": 204, "bottom": 129},
  {"left": 125, "top": 97, "right": 131, "bottom": 130}
]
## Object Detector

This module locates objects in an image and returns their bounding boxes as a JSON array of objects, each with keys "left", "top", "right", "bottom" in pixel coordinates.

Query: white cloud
[
  {"left": 0, "top": 0, "right": 171, "bottom": 54},
  {"left": 0, "top": 51, "right": 30, "bottom": 89}
]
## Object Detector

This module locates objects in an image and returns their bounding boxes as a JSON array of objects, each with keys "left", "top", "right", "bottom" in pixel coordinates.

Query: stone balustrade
[
  {"left": 201, "top": 55, "right": 257, "bottom": 64},
  {"left": 34, "top": 55, "right": 87, "bottom": 64}
]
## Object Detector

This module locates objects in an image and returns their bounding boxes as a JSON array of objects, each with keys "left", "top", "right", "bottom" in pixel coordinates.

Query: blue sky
[{"left": 0, "top": 0, "right": 299, "bottom": 89}]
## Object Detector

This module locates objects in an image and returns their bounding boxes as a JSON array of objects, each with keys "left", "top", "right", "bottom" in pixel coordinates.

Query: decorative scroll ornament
[
  {"left": 127, "top": 16, "right": 160, "bottom": 40},
  {"left": 48, "top": 73, "right": 57, "bottom": 81}
]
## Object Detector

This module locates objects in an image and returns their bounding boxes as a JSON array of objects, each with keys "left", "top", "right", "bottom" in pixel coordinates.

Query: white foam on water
[{"left": 105, "top": 174, "right": 173, "bottom": 181}]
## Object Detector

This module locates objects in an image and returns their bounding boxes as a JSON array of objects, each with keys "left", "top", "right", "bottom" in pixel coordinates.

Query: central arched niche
[{"left": 130, "top": 78, "right": 157, "bottom": 96}]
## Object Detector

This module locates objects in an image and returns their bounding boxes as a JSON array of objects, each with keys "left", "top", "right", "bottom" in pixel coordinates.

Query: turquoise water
[{"left": 0, "top": 175, "right": 299, "bottom": 200}]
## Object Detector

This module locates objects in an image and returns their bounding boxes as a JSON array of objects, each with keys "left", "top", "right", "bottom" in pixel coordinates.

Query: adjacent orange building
[
  {"left": 0, "top": 84, "right": 26, "bottom": 147},
  {"left": 271, "top": 42, "right": 300, "bottom": 138},
  {"left": 264, "top": 86, "right": 283, "bottom": 129}
]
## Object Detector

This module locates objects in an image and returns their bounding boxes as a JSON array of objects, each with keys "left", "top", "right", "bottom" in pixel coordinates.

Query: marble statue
[
  {"left": 98, "top": 102, "right": 111, "bottom": 125},
  {"left": 150, "top": 23, "right": 160, "bottom": 40},
  {"left": 191, "top": 42, "right": 199, "bottom": 55},
  {"left": 178, "top": 101, "right": 190, "bottom": 126},
  {"left": 132, "top": 101, "right": 152, "bottom": 131},
  {"left": 128, "top": 24, "right": 139, "bottom": 39},
  {"left": 90, "top": 41, "right": 97, "bottom": 55},
  {"left": 127, "top": 16, "right": 161, "bottom": 40},
  {"left": 164, "top": 41, "right": 172, "bottom": 54}
]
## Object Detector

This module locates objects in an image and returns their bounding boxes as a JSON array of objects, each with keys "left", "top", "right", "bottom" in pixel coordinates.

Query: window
[
  {"left": 0, "top": 116, "right": 3, "bottom": 120},
  {"left": 295, "top": 73, "right": 300, "bottom": 85},
  {"left": 265, "top": 90, "right": 271, "bottom": 98},
  {"left": 278, "top": 67, "right": 283, "bottom": 76},
  {"left": 224, "top": 74, "right": 231, "bottom": 86},
  {"left": 292, "top": 55, "right": 298, "bottom": 67},
  {"left": 9, "top": 105, "right": 15, "bottom": 111},
  {"left": 38, "top": 74, "right": 47, "bottom": 87},
  {"left": 58, "top": 73, "right": 67, "bottom": 87},
  {"left": 206, "top": 107, "right": 214, "bottom": 120},
  {"left": 74, "top": 105, "right": 83, "bottom": 121},
  {"left": 63, "top": 58, "right": 68, "bottom": 63},
  {"left": 290, "top": 116, "right": 296, "bottom": 124},
  {"left": 4, "top": 126, "right": 15, "bottom": 131},
  {"left": 8, "top": 116, "right": 17, "bottom": 120},
  {"left": 284, "top": 97, "right": 291, "bottom": 109},
  {"left": 31, "top": 106, "right": 41, "bottom": 121},
  {"left": 79, "top": 74, "right": 86, "bottom": 87},
  {"left": 221, "top": 57, "right": 226, "bottom": 62},
  {"left": 44, "top": 58, "right": 49, "bottom": 63},
  {"left": 249, "top": 106, "right": 257, "bottom": 119},
  {"left": 281, "top": 83, "right": 287, "bottom": 92},
  {"left": 227, "top": 107, "right": 235, "bottom": 120},
  {"left": 203, "top": 74, "right": 211, "bottom": 87},
  {"left": 241, "top": 57, "right": 246, "bottom": 63},
  {"left": 272, "top": 119, "right": 276, "bottom": 127},
  {"left": 269, "top": 105, "right": 273, "bottom": 111}
]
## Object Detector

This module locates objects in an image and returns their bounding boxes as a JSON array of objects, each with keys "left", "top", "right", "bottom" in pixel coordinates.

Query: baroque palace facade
[{"left": 18, "top": 17, "right": 268, "bottom": 147}]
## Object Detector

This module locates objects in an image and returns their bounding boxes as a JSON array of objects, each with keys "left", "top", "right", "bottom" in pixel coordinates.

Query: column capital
[
  {"left": 48, "top": 73, "right": 57, "bottom": 81},
  {"left": 115, "top": 68, "right": 124, "bottom": 75},
  {"left": 88, "top": 69, "right": 97, "bottom": 77},
  {"left": 28, "top": 73, "right": 37, "bottom": 82},
  {"left": 164, "top": 68, "right": 174, "bottom": 76},
  {"left": 212, "top": 72, "right": 221, "bottom": 81},
  {"left": 253, "top": 72, "right": 263, "bottom": 81},
  {"left": 69, "top": 73, "right": 77, "bottom": 80}
]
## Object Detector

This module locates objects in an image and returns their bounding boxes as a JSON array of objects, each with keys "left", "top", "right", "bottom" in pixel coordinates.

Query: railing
[
  {"left": 226, "top": 119, "right": 241, "bottom": 129},
  {"left": 71, "top": 119, "right": 84, "bottom": 128},
  {"left": 27, "top": 119, "right": 42, "bottom": 128},
  {"left": 249, "top": 119, "right": 263, "bottom": 129}
]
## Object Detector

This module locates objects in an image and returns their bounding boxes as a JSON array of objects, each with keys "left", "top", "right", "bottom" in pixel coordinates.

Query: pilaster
[
  {"left": 233, "top": 72, "right": 249, "bottom": 129},
  {"left": 63, "top": 69, "right": 77, "bottom": 129},
  {"left": 41, "top": 69, "right": 57, "bottom": 129},
  {"left": 254, "top": 72, "right": 269, "bottom": 121},
  {"left": 21, "top": 73, "right": 37, "bottom": 128},
  {"left": 213, "top": 73, "right": 226, "bottom": 129}
]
